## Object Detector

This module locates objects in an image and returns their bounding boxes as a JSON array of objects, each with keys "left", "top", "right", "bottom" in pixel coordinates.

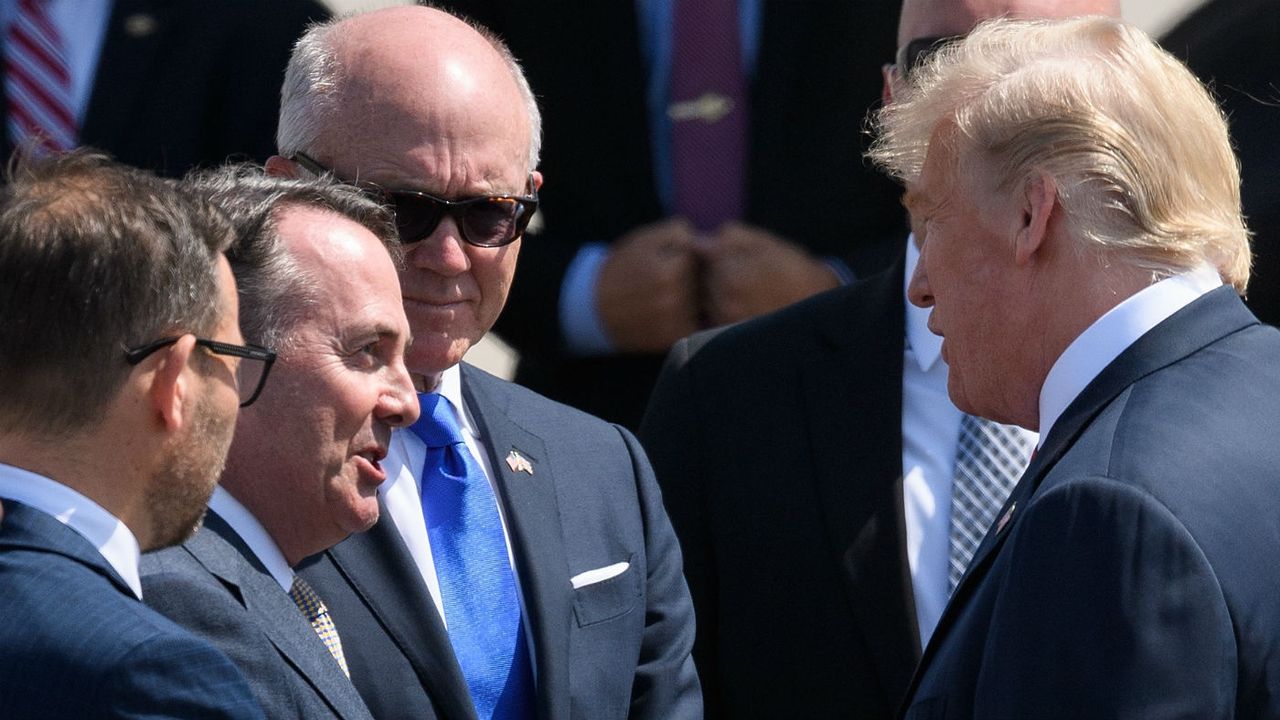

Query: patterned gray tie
[{"left": 948, "top": 413, "right": 1034, "bottom": 592}]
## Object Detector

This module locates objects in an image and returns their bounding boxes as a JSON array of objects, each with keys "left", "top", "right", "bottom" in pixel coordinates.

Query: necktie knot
[{"left": 410, "top": 392, "right": 466, "bottom": 448}]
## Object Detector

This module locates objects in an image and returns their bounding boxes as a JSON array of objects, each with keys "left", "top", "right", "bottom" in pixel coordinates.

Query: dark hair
[
  {"left": 0, "top": 150, "right": 234, "bottom": 436},
  {"left": 179, "top": 163, "right": 400, "bottom": 350}
]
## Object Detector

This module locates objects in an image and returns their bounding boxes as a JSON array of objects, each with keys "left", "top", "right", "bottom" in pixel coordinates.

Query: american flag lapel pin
[
  {"left": 996, "top": 502, "right": 1017, "bottom": 534},
  {"left": 505, "top": 449, "right": 534, "bottom": 475}
]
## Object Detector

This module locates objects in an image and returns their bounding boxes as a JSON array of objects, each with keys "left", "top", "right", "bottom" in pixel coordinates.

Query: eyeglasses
[
  {"left": 895, "top": 35, "right": 961, "bottom": 80},
  {"left": 292, "top": 153, "right": 539, "bottom": 248},
  {"left": 125, "top": 336, "right": 277, "bottom": 407}
]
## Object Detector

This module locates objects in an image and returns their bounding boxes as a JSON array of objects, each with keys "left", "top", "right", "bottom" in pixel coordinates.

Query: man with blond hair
[{"left": 869, "top": 16, "right": 1280, "bottom": 717}]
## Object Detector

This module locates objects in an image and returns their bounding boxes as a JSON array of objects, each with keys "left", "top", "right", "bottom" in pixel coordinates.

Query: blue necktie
[{"left": 410, "top": 393, "right": 535, "bottom": 720}]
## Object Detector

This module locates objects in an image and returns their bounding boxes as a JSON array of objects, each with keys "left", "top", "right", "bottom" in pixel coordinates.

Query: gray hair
[
  {"left": 276, "top": 8, "right": 542, "bottom": 172},
  {"left": 0, "top": 150, "right": 233, "bottom": 436},
  {"left": 180, "top": 164, "right": 400, "bottom": 351},
  {"left": 869, "top": 16, "right": 1250, "bottom": 290}
]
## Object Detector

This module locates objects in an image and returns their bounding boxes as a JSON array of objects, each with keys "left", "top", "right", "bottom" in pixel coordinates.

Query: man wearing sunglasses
[
  {"left": 141, "top": 166, "right": 419, "bottom": 720},
  {"left": 640, "top": 0, "right": 1116, "bottom": 717},
  {"left": 270, "top": 6, "right": 700, "bottom": 720},
  {"left": 0, "top": 152, "right": 264, "bottom": 718}
]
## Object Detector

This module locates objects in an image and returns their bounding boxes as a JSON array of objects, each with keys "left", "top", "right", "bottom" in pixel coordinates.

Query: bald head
[
  {"left": 277, "top": 5, "right": 541, "bottom": 176},
  {"left": 898, "top": 0, "right": 1121, "bottom": 47}
]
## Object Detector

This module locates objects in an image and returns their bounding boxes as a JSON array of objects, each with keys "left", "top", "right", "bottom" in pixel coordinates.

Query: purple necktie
[{"left": 669, "top": 0, "right": 748, "bottom": 232}]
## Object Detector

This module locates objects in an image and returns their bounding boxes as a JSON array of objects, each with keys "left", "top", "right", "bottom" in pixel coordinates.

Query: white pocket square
[{"left": 570, "top": 561, "right": 630, "bottom": 590}]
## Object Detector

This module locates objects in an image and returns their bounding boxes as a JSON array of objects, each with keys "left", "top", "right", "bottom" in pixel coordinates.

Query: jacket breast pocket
[{"left": 571, "top": 555, "right": 640, "bottom": 627}]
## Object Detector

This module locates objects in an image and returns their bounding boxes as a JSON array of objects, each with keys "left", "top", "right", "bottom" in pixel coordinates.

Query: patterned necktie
[
  {"left": 412, "top": 392, "right": 534, "bottom": 720},
  {"left": 948, "top": 413, "right": 1034, "bottom": 592},
  {"left": 289, "top": 575, "right": 350, "bottom": 678},
  {"left": 4, "top": 0, "right": 76, "bottom": 154},
  {"left": 669, "top": 0, "right": 748, "bottom": 231}
]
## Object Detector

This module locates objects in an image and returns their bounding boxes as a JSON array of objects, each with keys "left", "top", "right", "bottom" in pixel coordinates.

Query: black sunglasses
[
  {"left": 292, "top": 153, "right": 538, "bottom": 248},
  {"left": 125, "top": 336, "right": 277, "bottom": 407},
  {"left": 895, "top": 35, "right": 962, "bottom": 80}
]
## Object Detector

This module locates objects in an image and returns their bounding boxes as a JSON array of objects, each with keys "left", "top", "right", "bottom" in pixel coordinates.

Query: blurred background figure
[
  {"left": 0, "top": 0, "right": 326, "bottom": 175},
  {"left": 1160, "top": 0, "right": 1280, "bottom": 326},
  {"left": 437, "top": 0, "right": 907, "bottom": 429}
]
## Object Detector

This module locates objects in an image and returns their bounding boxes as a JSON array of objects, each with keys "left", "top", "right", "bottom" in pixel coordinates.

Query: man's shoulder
[{"left": 462, "top": 362, "right": 632, "bottom": 439}]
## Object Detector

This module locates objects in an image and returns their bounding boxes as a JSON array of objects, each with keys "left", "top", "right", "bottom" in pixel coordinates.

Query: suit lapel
[
  {"left": 191, "top": 513, "right": 370, "bottom": 720},
  {"left": 802, "top": 256, "right": 920, "bottom": 699},
  {"left": 0, "top": 501, "right": 137, "bottom": 599},
  {"left": 461, "top": 365, "right": 572, "bottom": 720},
  {"left": 81, "top": 0, "right": 169, "bottom": 146},
  {"left": 326, "top": 504, "right": 477, "bottom": 720},
  {"left": 905, "top": 286, "right": 1259, "bottom": 702}
]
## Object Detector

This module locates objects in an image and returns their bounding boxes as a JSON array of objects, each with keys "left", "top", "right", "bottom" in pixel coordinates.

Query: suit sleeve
[
  {"left": 637, "top": 338, "right": 723, "bottom": 718},
  {"left": 617, "top": 423, "right": 703, "bottom": 719},
  {"left": 105, "top": 628, "right": 265, "bottom": 720},
  {"left": 973, "top": 476, "right": 1236, "bottom": 718}
]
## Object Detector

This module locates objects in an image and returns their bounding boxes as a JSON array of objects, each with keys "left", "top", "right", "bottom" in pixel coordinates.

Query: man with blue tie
[
  {"left": 0, "top": 151, "right": 264, "bottom": 719},
  {"left": 272, "top": 6, "right": 700, "bottom": 720}
]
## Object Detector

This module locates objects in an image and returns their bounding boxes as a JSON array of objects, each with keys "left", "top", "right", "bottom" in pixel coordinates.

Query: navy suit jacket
[
  {"left": 0, "top": 500, "right": 264, "bottom": 719},
  {"left": 901, "top": 287, "right": 1280, "bottom": 719},
  {"left": 1, "top": 0, "right": 326, "bottom": 177},
  {"left": 299, "top": 363, "right": 701, "bottom": 720},
  {"left": 639, "top": 254, "right": 921, "bottom": 718},
  {"left": 141, "top": 511, "right": 373, "bottom": 720}
]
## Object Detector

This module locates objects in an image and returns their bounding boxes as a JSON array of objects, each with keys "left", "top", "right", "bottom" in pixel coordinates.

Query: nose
[
  {"left": 377, "top": 359, "right": 421, "bottom": 428},
  {"left": 907, "top": 253, "right": 935, "bottom": 309},
  {"left": 405, "top": 216, "right": 471, "bottom": 278}
]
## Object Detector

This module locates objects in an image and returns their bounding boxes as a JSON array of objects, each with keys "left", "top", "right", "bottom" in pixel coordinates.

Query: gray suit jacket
[{"left": 141, "top": 512, "right": 373, "bottom": 720}]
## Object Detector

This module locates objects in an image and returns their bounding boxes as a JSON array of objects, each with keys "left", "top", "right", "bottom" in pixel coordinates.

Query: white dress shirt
[
  {"left": 379, "top": 364, "right": 525, "bottom": 627},
  {"left": 1038, "top": 264, "right": 1223, "bottom": 445},
  {"left": 208, "top": 485, "right": 293, "bottom": 592},
  {"left": 0, "top": 0, "right": 112, "bottom": 125},
  {"left": 899, "top": 237, "right": 1038, "bottom": 645},
  {"left": 0, "top": 461, "right": 143, "bottom": 598}
]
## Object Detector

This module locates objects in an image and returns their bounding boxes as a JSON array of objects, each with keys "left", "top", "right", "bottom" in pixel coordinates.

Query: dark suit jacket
[
  {"left": 439, "top": 0, "right": 906, "bottom": 429},
  {"left": 1, "top": 0, "right": 326, "bottom": 177},
  {"left": 0, "top": 500, "right": 264, "bottom": 719},
  {"left": 140, "top": 511, "right": 373, "bottom": 720},
  {"left": 638, "top": 253, "right": 921, "bottom": 718},
  {"left": 298, "top": 363, "right": 701, "bottom": 720},
  {"left": 900, "top": 287, "right": 1280, "bottom": 719}
]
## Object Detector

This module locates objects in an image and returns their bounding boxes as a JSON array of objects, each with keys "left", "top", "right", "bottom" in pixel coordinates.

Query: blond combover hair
[{"left": 869, "top": 16, "right": 1251, "bottom": 291}]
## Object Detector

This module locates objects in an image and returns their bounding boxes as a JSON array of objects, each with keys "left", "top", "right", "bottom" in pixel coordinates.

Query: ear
[
  {"left": 265, "top": 155, "right": 300, "bottom": 179},
  {"left": 531, "top": 170, "right": 544, "bottom": 192},
  {"left": 881, "top": 63, "right": 897, "bottom": 106},
  {"left": 147, "top": 335, "right": 199, "bottom": 432},
  {"left": 1015, "top": 170, "right": 1057, "bottom": 266}
]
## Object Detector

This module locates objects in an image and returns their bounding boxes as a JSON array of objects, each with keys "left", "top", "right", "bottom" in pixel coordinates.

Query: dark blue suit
[
  {"left": 901, "top": 287, "right": 1280, "bottom": 719},
  {"left": 0, "top": 500, "right": 264, "bottom": 720},
  {"left": 299, "top": 364, "right": 701, "bottom": 720}
]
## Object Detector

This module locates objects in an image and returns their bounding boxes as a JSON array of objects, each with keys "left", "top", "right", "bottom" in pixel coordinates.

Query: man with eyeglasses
[
  {"left": 269, "top": 6, "right": 700, "bottom": 720},
  {"left": 639, "top": 0, "right": 1116, "bottom": 717},
  {"left": 140, "top": 165, "right": 419, "bottom": 720},
  {"left": 0, "top": 151, "right": 265, "bottom": 718}
]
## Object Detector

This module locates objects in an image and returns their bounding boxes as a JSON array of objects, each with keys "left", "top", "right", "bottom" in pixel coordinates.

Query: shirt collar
[
  {"left": 904, "top": 234, "right": 943, "bottom": 372},
  {"left": 436, "top": 364, "right": 480, "bottom": 442},
  {"left": 0, "top": 462, "right": 143, "bottom": 599},
  {"left": 208, "top": 485, "right": 294, "bottom": 592},
  {"left": 1037, "top": 264, "right": 1223, "bottom": 446}
]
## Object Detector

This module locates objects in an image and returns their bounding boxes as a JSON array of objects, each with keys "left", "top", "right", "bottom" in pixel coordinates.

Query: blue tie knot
[{"left": 410, "top": 392, "right": 466, "bottom": 448}]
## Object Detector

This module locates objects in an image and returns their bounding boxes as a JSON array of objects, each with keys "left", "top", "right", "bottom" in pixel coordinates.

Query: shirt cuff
[
  {"left": 822, "top": 257, "right": 857, "bottom": 286},
  {"left": 559, "top": 243, "right": 616, "bottom": 356}
]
